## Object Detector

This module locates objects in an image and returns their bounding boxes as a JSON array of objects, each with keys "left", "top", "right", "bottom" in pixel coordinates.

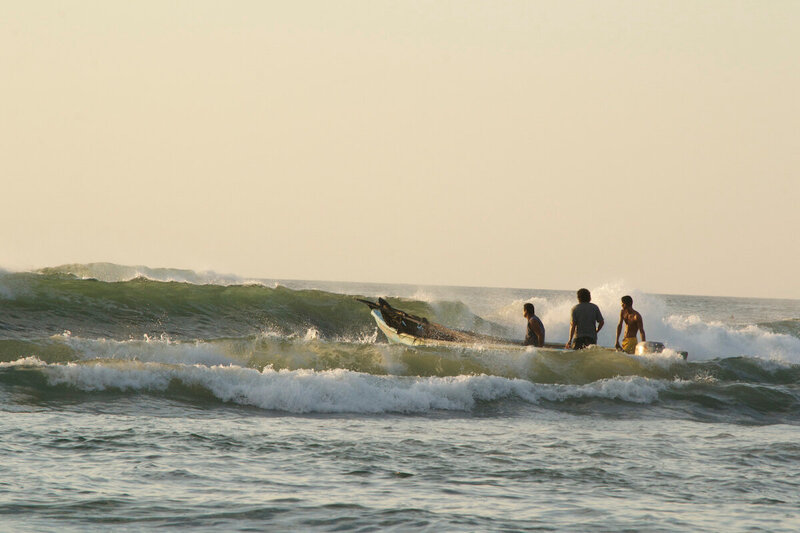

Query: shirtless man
[
  {"left": 615, "top": 295, "right": 646, "bottom": 354},
  {"left": 523, "top": 303, "right": 545, "bottom": 347}
]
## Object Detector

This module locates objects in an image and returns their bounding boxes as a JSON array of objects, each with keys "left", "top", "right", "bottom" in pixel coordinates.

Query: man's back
[
  {"left": 571, "top": 302, "right": 603, "bottom": 340},
  {"left": 525, "top": 315, "right": 545, "bottom": 347}
]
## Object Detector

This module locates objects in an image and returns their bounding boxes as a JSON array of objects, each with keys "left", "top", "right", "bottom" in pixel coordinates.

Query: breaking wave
[{"left": 1, "top": 357, "right": 798, "bottom": 425}]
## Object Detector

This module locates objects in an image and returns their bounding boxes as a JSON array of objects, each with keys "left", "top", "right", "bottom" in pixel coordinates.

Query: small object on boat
[
  {"left": 635, "top": 341, "right": 665, "bottom": 355},
  {"left": 635, "top": 341, "right": 688, "bottom": 360}
]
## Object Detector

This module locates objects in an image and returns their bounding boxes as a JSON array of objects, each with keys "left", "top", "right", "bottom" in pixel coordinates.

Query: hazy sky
[{"left": 2, "top": 1, "right": 799, "bottom": 298}]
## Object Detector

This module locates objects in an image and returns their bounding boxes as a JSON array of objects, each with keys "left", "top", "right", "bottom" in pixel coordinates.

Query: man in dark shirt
[
  {"left": 523, "top": 303, "right": 545, "bottom": 347},
  {"left": 566, "top": 288, "right": 604, "bottom": 349}
]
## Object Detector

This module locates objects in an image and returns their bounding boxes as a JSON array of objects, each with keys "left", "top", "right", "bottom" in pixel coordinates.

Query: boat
[
  {"left": 359, "top": 298, "right": 688, "bottom": 359},
  {"left": 359, "top": 297, "right": 534, "bottom": 349}
]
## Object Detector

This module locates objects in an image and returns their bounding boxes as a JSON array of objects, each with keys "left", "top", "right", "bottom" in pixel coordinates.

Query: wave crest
[{"left": 5, "top": 358, "right": 676, "bottom": 413}]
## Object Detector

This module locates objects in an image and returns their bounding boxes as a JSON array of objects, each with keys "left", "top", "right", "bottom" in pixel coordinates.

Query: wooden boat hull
[{"left": 370, "top": 309, "right": 526, "bottom": 350}]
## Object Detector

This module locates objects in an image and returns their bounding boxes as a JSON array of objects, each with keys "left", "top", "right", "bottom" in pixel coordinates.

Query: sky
[{"left": 1, "top": 1, "right": 799, "bottom": 299}]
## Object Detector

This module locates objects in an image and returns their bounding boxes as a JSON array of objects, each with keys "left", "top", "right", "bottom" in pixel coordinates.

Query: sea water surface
[{"left": 1, "top": 263, "right": 799, "bottom": 531}]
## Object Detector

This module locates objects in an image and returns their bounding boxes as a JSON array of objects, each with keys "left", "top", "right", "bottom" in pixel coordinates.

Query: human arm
[
  {"left": 638, "top": 314, "right": 646, "bottom": 342},
  {"left": 615, "top": 311, "right": 623, "bottom": 350},
  {"left": 566, "top": 322, "right": 576, "bottom": 349},
  {"left": 523, "top": 318, "right": 536, "bottom": 346},
  {"left": 533, "top": 321, "right": 544, "bottom": 347},
  {"left": 523, "top": 324, "right": 533, "bottom": 346}
]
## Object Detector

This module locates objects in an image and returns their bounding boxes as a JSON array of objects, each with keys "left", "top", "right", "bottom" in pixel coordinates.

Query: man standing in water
[
  {"left": 566, "top": 288, "right": 604, "bottom": 349},
  {"left": 523, "top": 303, "right": 545, "bottom": 347},
  {"left": 615, "top": 295, "right": 646, "bottom": 354}
]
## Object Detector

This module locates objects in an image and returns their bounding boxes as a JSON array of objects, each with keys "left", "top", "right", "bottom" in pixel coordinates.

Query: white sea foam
[
  {"left": 627, "top": 349, "right": 688, "bottom": 370},
  {"left": 488, "top": 296, "right": 553, "bottom": 333},
  {"left": 1, "top": 358, "right": 683, "bottom": 413},
  {"left": 660, "top": 315, "right": 800, "bottom": 362},
  {"left": 0, "top": 356, "right": 47, "bottom": 368},
  {"left": 409, "top": 289, "right": 436, "bottom": 303},
  {"left": 257, "top": 327, "right": 286, "bottom": 339},
  {"left": 333, "top": 329, "right": 379, "bottom": 345},
  {"left": 303, "top": 328, "right": 321, "bottom": 341}
]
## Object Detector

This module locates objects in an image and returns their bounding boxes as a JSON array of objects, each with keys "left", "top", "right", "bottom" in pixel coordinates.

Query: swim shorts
[
  {"left": 572, "top": 336, "right": 595, "bottom": 350},
  {"left": 622, "top": 337, "right": 637, "bottom": 354}
]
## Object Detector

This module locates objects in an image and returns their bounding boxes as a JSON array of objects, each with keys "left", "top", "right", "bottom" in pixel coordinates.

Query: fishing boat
[
  {"left": 359, "top": 298, "right": 688, "bottom": 359},
  {"left": 359, "top": 297, "right": 533, "bottom": 349}
]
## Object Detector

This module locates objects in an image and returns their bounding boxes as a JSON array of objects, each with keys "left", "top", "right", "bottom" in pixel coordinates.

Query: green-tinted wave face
[
  {"left": 0, "top": 272, "right": 511, "bottom": 342},
  {"left": 759, "top": 319, "right": 800, "bottom": 338}
]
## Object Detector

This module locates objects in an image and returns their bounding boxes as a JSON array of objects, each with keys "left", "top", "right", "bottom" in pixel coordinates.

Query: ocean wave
[
  {"left": 0, "top": 271, "right": 511, "bottom": 344},
  {"left": 36, "top": 262, "right": 259, "bottom": 286},
  {"left": 3, "top": 328, "right": 800, "bottom": 389},
  {"left": 0, "top": 333, "right": 696, "bottom": 385},
  {"left": 1, "top": 358, "right": 680, "bottom": 413},
  {"left": 2, "top": 354, "right": 798, "bottom": 421},
  {"left": 663, "top": 315, "right": 800, "bottom": 362},
  {"left": 2, "top": 264, "right": 799, "bottom": 367},
  {"left": 759, "top": 318, "right": 800, "bottom": 338}
]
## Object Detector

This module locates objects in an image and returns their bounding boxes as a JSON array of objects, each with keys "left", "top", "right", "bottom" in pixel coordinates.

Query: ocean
[{"left": 1, "top": 263, "right": 799, "bottom": 531}]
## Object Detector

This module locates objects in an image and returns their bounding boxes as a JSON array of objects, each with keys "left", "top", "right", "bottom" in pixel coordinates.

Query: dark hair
[
  {"left": 577, "top": 288, "right": 591, "bottom": 303},
  {"left": 621, "top": 295, "right": 633, "bottom": 306},
  {"left": 523, "top": 303, "right": 535, "bottom": 314}
]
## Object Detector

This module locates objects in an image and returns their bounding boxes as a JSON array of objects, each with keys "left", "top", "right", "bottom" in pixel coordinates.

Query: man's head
[
  {"left": 523, "top": 302, "right": 535, "bottom": 318},
  {"left": 577, "top": 288, "right": 591, "bottom": 303},
  {"left": 621, "top": 295, "right": 633, "bottom": 308}
]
